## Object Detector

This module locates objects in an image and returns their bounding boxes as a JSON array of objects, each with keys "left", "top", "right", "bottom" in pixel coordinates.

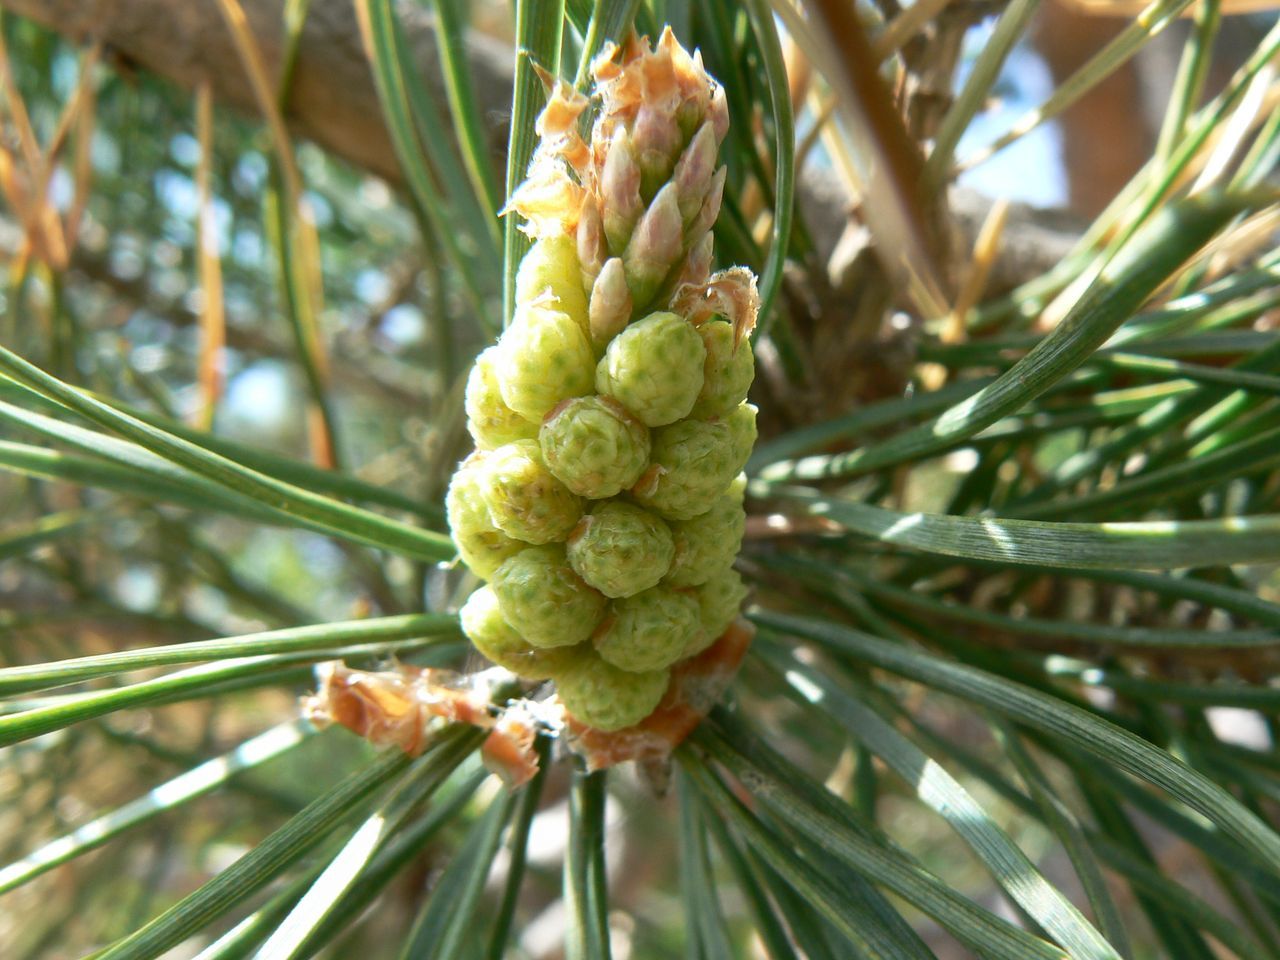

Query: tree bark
[
  {"left": 1034, "top": 0, "right": 1152, "bottom": 217},
  {"left": 1, "top": 0, "right": 514, "bottom": 185}
]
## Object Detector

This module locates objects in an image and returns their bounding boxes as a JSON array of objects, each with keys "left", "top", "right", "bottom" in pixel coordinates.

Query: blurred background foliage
[{"left": 1, "top": 0, "right": 1280, "bottom": 958}]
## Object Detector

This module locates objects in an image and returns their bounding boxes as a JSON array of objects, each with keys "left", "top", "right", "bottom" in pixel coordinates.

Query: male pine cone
[{"left": 447, "top": 28, "right": 759, "bottom": 733}]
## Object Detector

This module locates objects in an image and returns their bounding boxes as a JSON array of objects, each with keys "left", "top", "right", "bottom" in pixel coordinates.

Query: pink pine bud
[
  {"left": 708, "top": 86, "right": 729, "bottom": 146},
  {"left": 667, "top": 231, "right": 714, "bottom": 299},
  {"left": 601, "top": 129, "right": 643, "bottom": 256},
  {"left": 685, "top": 166, "right": 727, "bottom": 252},
  {"left": 589, "top": 257, "right": 633, "bottom": 351},
  {"left": 632, "top": 103, "right": 683, "bottom": 198},
  {"left": 577, "top": 196, "right": 605, "bottom": 287},
  {"left": 672, "top": 123, "right": 718, "bottom": 225},
  {"left": 623, "top": 182, "right": 684, "bottom": 310},
  {"left": 675, "top": 49, "right": 713, "bottom": 140}
]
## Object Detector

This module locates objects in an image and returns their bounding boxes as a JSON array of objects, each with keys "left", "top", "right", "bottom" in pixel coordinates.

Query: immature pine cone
[{"left": 449, "top": 28, "right": 759, "bottom": 733}]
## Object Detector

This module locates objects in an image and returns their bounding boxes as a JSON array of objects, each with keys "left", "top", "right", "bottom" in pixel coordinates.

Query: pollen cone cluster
[{"left": 448, "top": 29, "right": 759, "bottom": 733}]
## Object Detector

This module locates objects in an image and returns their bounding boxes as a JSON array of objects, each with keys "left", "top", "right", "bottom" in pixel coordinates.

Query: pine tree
[{"left": 1, "top": 2, "right": 1279, "bottom": 958}]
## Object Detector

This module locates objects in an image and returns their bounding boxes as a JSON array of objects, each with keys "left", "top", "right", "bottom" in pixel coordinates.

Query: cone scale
[{"left": 450, "top": 28, "right": 759, "bottom": 736}]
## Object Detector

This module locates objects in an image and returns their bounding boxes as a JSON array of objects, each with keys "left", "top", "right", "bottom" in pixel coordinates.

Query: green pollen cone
[
  {"left": 490, "top": 544, "right": 606, "bottom": 649},
  {"left": 595, "top": 311, "right": 706, "bottom": 427},
  {"left": 593, "top": 584, "right": 701, "bottom": 673},
  {"left": 567, "top": 501, "right": 674, "bottom": 598},
  {"left": 556, "top": 649, "right": 670, "bottom": 732},
  {"left": 516, "top": 234, "right": 590, "bottom": 339},
  {"left": 689, "top": 320, "right": 754, "bottom": 420},
  {"left": 466, "top": 346, "right": 540, "bottom": 450},
  {"left": 689, "top": 566, "right": 748, "bottom": 657},
  {"left": 460, "top": 585, "right": 576, "bottom": 680},
  {"left": 632, "top": 404, "right": 756, "bottom": 520},
  {"left": 539, "top": 396, "right": 650, "bottom": 499},
  {"left": 666, "top": 488, "right": 746, "bottom": 587},
  {"left": 446, "top": 455, "right": 525, "bottom": 579},
  {"left": 496, "top": 305, "right": 595, "bottom": 422},
  {"left": 479, "top": 440, "right": 583, "bottom": 545}
]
